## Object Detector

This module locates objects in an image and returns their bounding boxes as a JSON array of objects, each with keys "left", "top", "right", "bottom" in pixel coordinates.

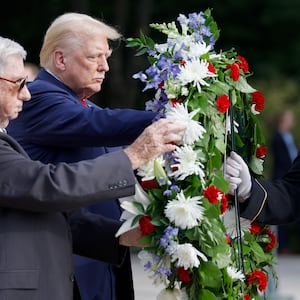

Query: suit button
[
  {"left": 118, "top": 180, "right": 128, "bottom": 187},
  {"left": 69, "top": 273, "right": 75, "bottom": 282}
]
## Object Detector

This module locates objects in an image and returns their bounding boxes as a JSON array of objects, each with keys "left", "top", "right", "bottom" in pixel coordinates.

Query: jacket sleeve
[
  {"left": 0, "top": 138, "right": 136, "bottom": 212},
  {"left": 10, "top": 82, "right": 157, "bottom": 147},
  {"left": 240, "top": 155, "right": 300, "bottom": 224},
  {"left": 70, "top": 208, "right": 128, "bottom": 266}
]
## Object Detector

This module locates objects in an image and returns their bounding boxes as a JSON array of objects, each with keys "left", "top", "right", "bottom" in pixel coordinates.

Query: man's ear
[{"left": 53, "top": 49, "right": 66, "bottom": 71}]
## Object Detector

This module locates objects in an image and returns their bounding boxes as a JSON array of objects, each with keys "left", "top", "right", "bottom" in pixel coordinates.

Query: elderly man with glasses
[{"left": 0, "top": 35, "right": 185, "bottom": 300}]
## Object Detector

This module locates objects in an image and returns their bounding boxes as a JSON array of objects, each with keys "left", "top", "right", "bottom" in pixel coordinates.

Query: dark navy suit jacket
[
  {"left": 271, "top": 131, "right": 295, "bottom": 180},
  {"left": 7, "top": 68, "right": 157, "bottom": 300}
]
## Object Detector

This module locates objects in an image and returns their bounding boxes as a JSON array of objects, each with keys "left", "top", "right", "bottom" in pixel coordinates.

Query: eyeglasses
[{"left": 0, "top": 76, "right": 28, "bottom": 92}]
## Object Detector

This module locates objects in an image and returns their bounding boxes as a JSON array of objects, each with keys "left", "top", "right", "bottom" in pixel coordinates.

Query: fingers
[
  {"left": 225, "top": 176, "right": 242, "bottom": 186},
  {"left": 225, "top": 159, "right": 241, "bottom": 177},
  {"left": 227, "top": 156, "right": 242, "bottom": 171},
  {"left": 119, "top": 227, "right": 149, "bottom": 247},
  {"left": 153, "top": 119, "right": 186, "bottom": 144},
  {"left": 230, "top": 151, "right": 248, "bottom": 168},
  {"left": 227, "top": 152, "right": 252, "bottom": 200},
  {"left": 124, "top": 119, "right": 186, "bottom": 169}
]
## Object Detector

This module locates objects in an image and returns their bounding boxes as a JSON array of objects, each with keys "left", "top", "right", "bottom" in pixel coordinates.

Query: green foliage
[{"left": 117, "top": 9, "right": 277, "bottom": 300}]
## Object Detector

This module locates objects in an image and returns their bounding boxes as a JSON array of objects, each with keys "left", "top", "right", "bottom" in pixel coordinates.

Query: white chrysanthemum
[
  {"left": 170, "top": 145, "right": 205, "bottom": 182},
  {"left": 164, "top": 191, "right": 204, "bottom": 229},
  {"left": 157, "top": 288, "right": 181, "bottom": 300},
  {"left": 223, "top": 208, "right": 251, "bottom": 238},
  {"left": 182, "top": 41, "right": 212, "bottom": 60},
  {"left": 115, "top": 181, "right": 151, "bottom": 237},
  {"left": 137, "top": 156, "right": 165, "bottom": 181},
  {"left": 171, "top": 243, "right": 207, "bottom": 269},
  {"left": 227, "top": 266, "right": 245, "bottom": 281},
  {"left": 166, "top": 102, "right": 206, "bottom": 145},
  {"left": 177, "top": 58, "right": 217, "bottom": 92}
]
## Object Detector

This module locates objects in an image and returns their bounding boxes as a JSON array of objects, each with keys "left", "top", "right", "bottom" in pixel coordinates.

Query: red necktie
[{"left": 81, "top": 98, "right": 88, "bottom": 107}]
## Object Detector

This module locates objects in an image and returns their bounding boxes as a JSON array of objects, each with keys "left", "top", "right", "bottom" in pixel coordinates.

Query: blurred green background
[{"left": 1, "top": 0, "right": 300, "bottom": 180}]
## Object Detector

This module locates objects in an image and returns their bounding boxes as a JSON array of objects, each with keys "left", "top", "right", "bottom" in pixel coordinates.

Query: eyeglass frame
[{"left": 0, "top": 76, "right": 28, "bottom": 92}]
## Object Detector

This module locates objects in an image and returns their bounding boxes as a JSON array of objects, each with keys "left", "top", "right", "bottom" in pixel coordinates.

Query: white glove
[{"left": 224, "top": 151, "right": 252, "bottom": 202}]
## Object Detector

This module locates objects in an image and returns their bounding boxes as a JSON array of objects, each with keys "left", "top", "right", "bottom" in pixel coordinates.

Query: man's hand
[
  {"left": 224, "top": 151, "right": 252, "bottom": 202},
  {"left": 119, "top": 227, "right": 148, "bottom": 247},
  {"left": 124, "top": 118, "right": 186, "bottom": 169}
]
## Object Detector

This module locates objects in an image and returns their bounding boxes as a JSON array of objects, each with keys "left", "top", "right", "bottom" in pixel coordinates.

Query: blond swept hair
[{"left": 40, "top": 12, "right": 122, "bottom": 69}]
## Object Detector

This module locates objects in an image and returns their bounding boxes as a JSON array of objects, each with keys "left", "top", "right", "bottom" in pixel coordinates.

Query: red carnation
[
  {"left": 264, "top": 228, "right": 277, "bottom": 251},
  {"left": 256, "top": 145, "right": 268, "bottom": 158},
  {"left": 237, "top": 55, "right": 249, "bottom": 73},
  {"left": 225, "top": 235, "right": 231, "bottom": 245},
  {"left": 251, "top": 91, "right": 265, "bottom": 111},
  {"left": 246, "top": 270, "right": 268, "bottom": 292},
  {"left": 140, "top": 179, "right": 159, "bottom": 189},
  {"left": 244, "top": 294, "right": 251, "bottom": 300},
  {"left": 139, "top": 216, "right": 156, "bottom": 235},
  {"left": 208, "top": 62, "right": 216, "bottom": 74},
  {"left": 220, "top": 194, "right": 229, "bottom": 214},
  {"left": 177, "top": 267, "right": 191, "bottom": 283},
  {"left": 227, "top": 62, "right": 240, "bottom": 81},
  {"left": 216, "top": 94, "right": 230, "bottom": 113},
  {"left": 203, "top": 185, "right": 222, "bottom": 204},
  {"left": 250, "top": 221, "right": 261, "bottom": 234}
]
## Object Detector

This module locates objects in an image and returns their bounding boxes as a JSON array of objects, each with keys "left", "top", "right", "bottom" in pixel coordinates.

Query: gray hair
[
  {"left": 40, "top": 12, "right": 122, "bottom": 69},
  {"left": 0, "top": 36, "right": 27, "bottom": 75}
]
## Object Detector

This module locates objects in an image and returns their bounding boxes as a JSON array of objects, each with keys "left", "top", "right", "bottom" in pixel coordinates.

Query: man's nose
[{"left": 19, "top": 85, "right": 31, "bottom": 101}]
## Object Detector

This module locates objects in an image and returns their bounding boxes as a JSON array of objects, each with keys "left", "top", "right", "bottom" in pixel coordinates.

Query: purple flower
[
  {"left": 163, "top": 189, "right": 172, "bottom": 197},
  {"left": 188, "top": 12, "right": 205, "bottom": 29},
  {"left": 157, "top": 267, "right": 172, "bottom": 276},
  {"left": 145, "top": 99, "right": 166, "bottom": 112}
]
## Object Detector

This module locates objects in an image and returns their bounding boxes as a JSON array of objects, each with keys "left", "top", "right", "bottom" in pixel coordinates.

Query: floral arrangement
[{"left": 116, "top": 9, "right": 277, "bottom": 300}]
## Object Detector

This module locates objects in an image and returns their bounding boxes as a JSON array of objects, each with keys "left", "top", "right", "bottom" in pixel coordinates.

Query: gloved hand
[{"left": 224, "top": 151, "right": 252, "bottom": 202}]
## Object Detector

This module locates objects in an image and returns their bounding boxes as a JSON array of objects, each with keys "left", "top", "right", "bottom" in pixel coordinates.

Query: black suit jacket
[
  {"left": 271, "top": 131, "right": 294, "bottom": 180},
  {"left": 241, "top": 153, "right": 300, "bottom": 225}
]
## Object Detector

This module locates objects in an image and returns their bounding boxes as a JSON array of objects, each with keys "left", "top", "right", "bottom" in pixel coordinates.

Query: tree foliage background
[{"left": 2, "top": 0, "right": 300, "bottom": 177}]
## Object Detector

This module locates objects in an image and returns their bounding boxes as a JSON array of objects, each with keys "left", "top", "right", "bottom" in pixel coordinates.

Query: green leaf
[
  {"left": 211, "top": 170, "right": 229, "bottom": 193},
  {"left": 199, "top": 261, "right": 222, "bottom": 288},
  {"left": 215, "top": 137, "right": 226, "bottom": 154},
  {"left": 209, "top": 80, "right": 230, "bottom": 95},
  {"left": 213, "top": 246, "right": 232, "bottom": 268},
  {"left": 233, "top": 76, "right": 257, "bottom": 93},
  {"left": 198, "top": 289, "right": 218, "bottom": 300},
  {"left": 249, "top": 155, "right": 264, "bottom": 175},
  {"left": 133, "top": 201, "right": 146, "bottom": 213},
  {"left": 249, "top": 240, "right": 269, "bottom": 264}
]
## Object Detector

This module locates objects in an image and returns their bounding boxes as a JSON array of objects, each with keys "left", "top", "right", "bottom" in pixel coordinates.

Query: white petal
[{"left": 115, "top": 217, "right": 138, "bottom": 237}]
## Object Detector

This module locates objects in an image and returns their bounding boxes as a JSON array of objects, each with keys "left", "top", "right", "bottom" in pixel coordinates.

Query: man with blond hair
[{"left": 8, "top": 12, "right": 161, "bottom": 300}]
